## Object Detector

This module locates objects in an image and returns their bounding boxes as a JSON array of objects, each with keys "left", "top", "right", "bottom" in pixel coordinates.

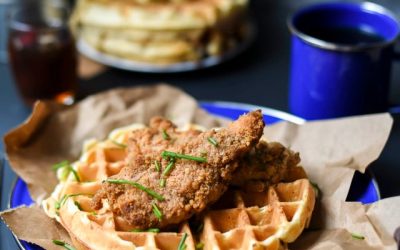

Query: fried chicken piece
[
  {"left": 92, "top": 110, "right": 264, "bottom": 229},
  {"left": 231, "top": 141, "right": 304, "bottom": 192}
]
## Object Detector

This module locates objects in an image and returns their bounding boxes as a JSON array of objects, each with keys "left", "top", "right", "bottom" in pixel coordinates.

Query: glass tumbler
[{"left": 8, "top": 0, "right": 77, "bottom": 106}]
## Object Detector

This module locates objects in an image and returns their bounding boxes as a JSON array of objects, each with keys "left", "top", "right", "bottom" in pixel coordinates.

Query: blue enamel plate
[{"left": 10, "top": 101, "right": 380, "bottom": 250}]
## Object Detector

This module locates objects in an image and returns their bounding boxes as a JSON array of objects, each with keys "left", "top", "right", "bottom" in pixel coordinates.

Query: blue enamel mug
[{"left": 288, "top": 2, "right": 400, "bottom": 120}]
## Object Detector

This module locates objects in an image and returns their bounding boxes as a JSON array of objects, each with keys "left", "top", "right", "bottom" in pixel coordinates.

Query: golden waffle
[
  {"left": 42, "top": 124, "right": 315, "bottom": 249},
  {"left": 201, "top": 179, "right": 315, "bottom": 250}
]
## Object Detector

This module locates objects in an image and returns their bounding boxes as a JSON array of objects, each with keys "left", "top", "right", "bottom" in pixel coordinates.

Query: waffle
[
  {"left": 201, "top": 179, "right": 315, "bottom": 250},
  {"left": 42, "top": 123, "right": 315, "bottom": 249}
]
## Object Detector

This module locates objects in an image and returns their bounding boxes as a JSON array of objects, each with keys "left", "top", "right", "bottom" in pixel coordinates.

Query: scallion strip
[
  {"left": 69, "top": 167, "right": 81, "bottom": 182},
  {"left": 351, "top": 233, "right": 365, "bottom": 240},
  {"left": 131, "top": 228, "right": 160, "bottom": 233},
  {"left": 52, "top": 160, "right": 69, "bottom": 170},
  {"left": 162, "top": 129, "right": 170, "bottom": 140},
  {"left": 52, "top": 160, "right": 80, "bottom": 182},
  {"left": 310, "top": 181, "right": 320, "bottom": 198},
  {"left": 160, "top": 178, "right": 166, "bottom": 187},
  {"left": 161, "top": 151, "right": 207, "bottom": 163},
  {"left": 52, "top": 240, "right": 76, "bottom": 250},
  {"left": 56, "top": 193, "right": 92, "bottom": 210},
  {"left": 55, "top": 195, "right": 66, "bottom": 210},
  {"left": 162, "top": 160, "right": 175, "bottom": 177},
  {"left": 177, "top": 233, "right": 188, "bottom": 250},
  {"left": 74, "top": 201, "right": 82, "bottom": 211},
  {"left": 195, "top": 242, "right": 204, "bottom": 250},
  {"left": 152, "top": 203, "right": 163, "bottom": 220},
  {"left": 106, "top": 179, "right": 164, "bottom": 201},
  {"left": 154, "top": 160, "right": 161, "bottom": 172},
  {"left": 207, "top": 137, "right": 218, "bottom": 147},
  {"left": 110, "top": 139, "right": 127, "bottom": 148}
]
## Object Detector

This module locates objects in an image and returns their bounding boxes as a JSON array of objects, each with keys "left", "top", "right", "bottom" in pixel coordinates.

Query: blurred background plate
[
  {"left": 9, "top": 101, "right": 380, "bottom": 250},
  {"left": 77, "top": 21, "right": 256, "bottom": 73}
]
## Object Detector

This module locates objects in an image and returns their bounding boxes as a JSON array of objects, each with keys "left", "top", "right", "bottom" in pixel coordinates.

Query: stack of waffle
[
  {"left": 70, "top": 0, "right": 249, "bottom": 65},
  {"left": 43, "top": 123, "right": 315, "bottom": 250}
]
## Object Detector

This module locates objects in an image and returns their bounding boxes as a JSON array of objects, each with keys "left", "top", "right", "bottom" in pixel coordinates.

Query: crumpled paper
[{"left": 1, "top": 84, "right": 398, "bottom": 250}]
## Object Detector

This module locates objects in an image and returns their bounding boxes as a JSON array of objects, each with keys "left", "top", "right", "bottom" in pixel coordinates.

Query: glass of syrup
[{"left": 8, "top": 0, "right": 77, "bottom": 106}]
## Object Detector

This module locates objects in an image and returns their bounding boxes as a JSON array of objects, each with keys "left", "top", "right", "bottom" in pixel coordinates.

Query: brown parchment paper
[{"left": 1, "top": 84, "right": 398, "bottom": 250}]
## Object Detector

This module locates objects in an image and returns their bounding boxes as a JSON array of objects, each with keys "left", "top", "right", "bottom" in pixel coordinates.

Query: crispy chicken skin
[
  {"left": 232, "top": 141, "right": 302, "bottom": 191},
  {"left": 92, "top": 110, "right": 264, "bottom": 229}
]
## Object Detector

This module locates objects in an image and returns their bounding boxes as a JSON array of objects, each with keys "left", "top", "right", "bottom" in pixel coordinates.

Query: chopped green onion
[
  {"left": 207, "top": 137, "right": 218, "bottom": 147},
  {"left": 162, "top": 129, "right": 170, "bottom": 140},
  {"left": 196, "top": 223, "right": 204, "bottom": 233},
  {"left": 55, "top": 195, "right": 66, "bottom": 210},
  {"left": 52, "top": 160, "right": 80, "bottom": 182},
  {"left": 70, "top": 168, "right": 81, "bottom": 182},
  {"left": 74, "top": 201, "right": 82, "bottom": 211},
  {"left": 351, "top": 233, "right": 365, "bottom": 240},
  {"left": 52, "top": 239, "right": 76, "bottom": 250},
  {"left": 110, "top": 139, "right": 127, "bottom": 148},
  {"left": 131, "top": 228, "right": 160, "bottom": 233},
  {"left": 177, "top": 233, "right": 188, "bottom": 250},
  {"left": 152, "top": 203, "right": 163, "bottom": 221},
  {"left": 56, "top": 193, "right": 92, "bottom": 210},
  {"left": 52, "top": 160, "right": 70, "bottom": 170},
  {"left": 105, "top": 179, "right": 164, "bottom": 201},
  {"left": 162, "top": 160, "right": 175, "bottom": 177},
  {"left": 154, "top": 160, "right": 161, "bottom": 172},
  {"left": 310, "top": 181, "right": 320, "bottom": 198},
  {"left": 90, "top": 211, "right": 97, "bottom": 216},
  {"left": 161, "top": 151, "right": 207, "bottom": 163},
  {"left": 160, "top": 178, "right": 166, "bottom": 187},
  {"left": 195, "top": 242, "right": 204, "bottom": 250}
]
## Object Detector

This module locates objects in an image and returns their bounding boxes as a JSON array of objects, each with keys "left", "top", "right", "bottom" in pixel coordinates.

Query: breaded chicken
[
  {"left": 92, "top": 110, "right": 264, "bottom": 229},
  {"left": 231, "top": 141, "right": 303, "bottom": 191}
]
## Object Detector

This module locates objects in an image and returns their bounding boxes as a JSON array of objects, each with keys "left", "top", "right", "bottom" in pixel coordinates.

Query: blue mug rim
[{"left": 287, "top": 1, "right": 400, "bottom": 52}]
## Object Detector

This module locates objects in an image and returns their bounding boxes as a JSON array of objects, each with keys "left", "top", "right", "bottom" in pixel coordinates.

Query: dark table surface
[{"left": 1, "top": 0, "right": 400, "bottom": 249}]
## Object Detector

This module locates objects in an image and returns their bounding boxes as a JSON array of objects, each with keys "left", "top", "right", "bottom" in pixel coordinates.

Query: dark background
[{"left": 1, "top": 0, "right": 400, "bottom": 249}]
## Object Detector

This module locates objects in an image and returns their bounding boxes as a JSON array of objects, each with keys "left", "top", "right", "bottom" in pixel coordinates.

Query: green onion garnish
[
  {"left": 310, "top": 181, "right": 320, "bottom": 198},
  {"left": 154, "top": 160, "right": 161, "bottom": 172},
  {"left": 207, "top": 137, "right": 218, "bottom": 147},
  {"left": 351, "top": 233, "right": 365, "bottom": 240},
  {"left": 52, "top": 239, "right": 76, "bottom": 250},
  {"left": 110, "top": 139, "right": 127, "bottom": 148},
  {"left": 160, "top": 178, "right": 166, "bottom": 187},
  {"left": 55, "top": 195, "right": 66, "bottom": 210},
  {"left": 162, "top": 160, "right": 175, "bottom": 177},
  {"left": 161, "top": 151, "right": 207, "bottom": 163},
  {"left": 74, "top": 201, "right": 82, "bottom": 211},
  {"left": 152, "top": 203, "right": 163, "bottom": 221},
  {"left": 162, "top": 129, "right": 170, "bottom": 140},
  {"left": 177, "top": 233, "right": 188, "bottom": 250},
  {"left": 105, "top": 179, "right": 164, "bottom": 201},
  {"left": 52, "top": 161, "right": 80, "bottom": 182},
  {"left": 52, "top": 160, "right": 70, "bottom": 170},
  {"left": 195, "top": 242, "right": 204, "bottom": 250},
  {"left": 70, "top": 168, "right": 81, "bottom": 182},
  {"left": 56, "top": 193, "right": 92, "bottom": 210},
  {"left": 196, "top": 223, "right": 204, "bottom": 233},
  {"left": 131, "top": 228, "right": 160, "bottom": 233}
]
